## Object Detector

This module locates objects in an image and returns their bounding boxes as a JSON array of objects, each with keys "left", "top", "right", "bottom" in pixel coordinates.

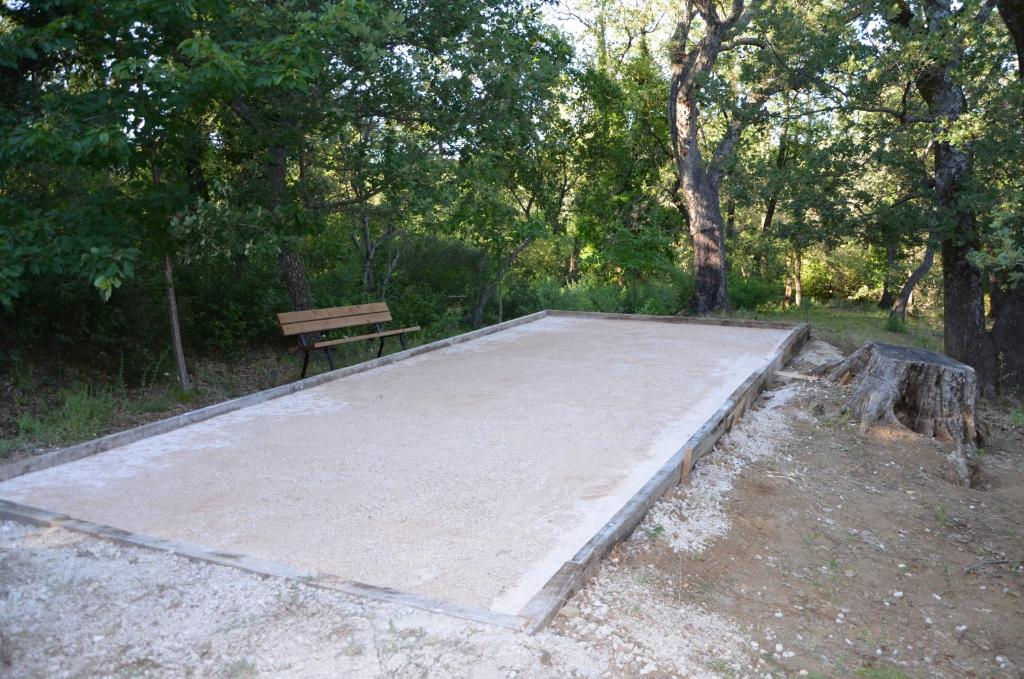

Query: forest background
[{"left": 1, "top": 0, "right": 1022, "bottom": 454}]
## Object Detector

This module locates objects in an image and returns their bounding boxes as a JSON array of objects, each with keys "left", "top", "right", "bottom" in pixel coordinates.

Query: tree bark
[
  {"left": 940, "top": 236, "right": 996, "bottom": 391},
  {"left": 991, "top": 280, "right": 1024, "bottom": 395},
  {"left": 669, "top": 0, "right": 753, "bottom": 314},
  {"left": 267, "top": 144, "right": 316, "bottom": 311},
  {"left": 278, "top": 240, "right": 316, "bottom": 311},
  {"left": 890, "top": 244, "right": 934, "bottom": 322},
  {"left": 685, "top": 184, "right": 730, "bottom": 312},
  {"left": 163, "top": 255, "right": 191, "bottom": 391}
]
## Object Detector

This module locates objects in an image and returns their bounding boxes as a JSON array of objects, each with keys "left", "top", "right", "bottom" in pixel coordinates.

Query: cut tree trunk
[{"left": 822, "top": 342, "right": 980, "bottom": 486}]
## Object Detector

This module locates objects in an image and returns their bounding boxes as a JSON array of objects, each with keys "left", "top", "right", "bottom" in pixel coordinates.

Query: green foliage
[
  {"left": 1, "top": 0, "right": 1021, "bottom": 405},
  {"left": 803, "top": 244, "right": 882, "bottom": 303},
  {"left": 17, "top": 388, "right": 116, "bottom": 447},
  {"left": 745, "top": 303, "right": 943, "bottom": 355},
  {"left": 728, "top": 275, "right": 782, "bottom": 310},
  {"left": 885, "top": 314, "right": 907, "bottom": 334},
  {"left": 531, "top": 276, "right": 622, "bottom": 313}
]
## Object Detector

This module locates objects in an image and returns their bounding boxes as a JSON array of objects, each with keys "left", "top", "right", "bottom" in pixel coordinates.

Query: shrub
[
  {"left": 17, "top": 387, "right": 116, "bottom": 446},
  {"left": 884, "top": 313, "right": 907, "bottom": 333},
  {"left": 728, "top": 274, "right": 781, "bottom": 310}
]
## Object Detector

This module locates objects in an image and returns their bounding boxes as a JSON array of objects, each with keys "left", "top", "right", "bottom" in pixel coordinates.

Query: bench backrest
[{"left": 277, "top": 302, "right": 392, "bottom": 337}]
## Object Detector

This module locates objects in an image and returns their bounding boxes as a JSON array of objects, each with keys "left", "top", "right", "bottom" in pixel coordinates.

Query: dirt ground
[{"left": 1, "top": 335, "right": 1021, "bottom": 678}]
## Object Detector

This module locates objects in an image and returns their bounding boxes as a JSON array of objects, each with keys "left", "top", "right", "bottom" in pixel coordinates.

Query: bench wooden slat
[
  {"left": 279, "top": 310, "right": 393, "bottom": 336},
  {"left": 277, "top": 300, "right": 419, "bottom": 377},
  {"left": 277, "top": 302, "right": 389, "bottom": 327},
  {"left": 288, "top": 326, "right": 422, "bottom": 352}
]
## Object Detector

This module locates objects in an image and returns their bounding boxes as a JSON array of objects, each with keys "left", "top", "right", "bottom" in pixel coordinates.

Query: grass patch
[
  {"left": 16, "top": 387, "right": 117, "bottom": 447},
  {"left": 884, "top": 314, "right": 906, "bottom": 334},
  {"left": 725, "top": 302, "right": 942, "bottom": 354},
  {"left": 126, "top": 396, "right": 178, "bottom": 414},
  {"left": 0, "top": 438, "right": 21, "bottom": 459}
]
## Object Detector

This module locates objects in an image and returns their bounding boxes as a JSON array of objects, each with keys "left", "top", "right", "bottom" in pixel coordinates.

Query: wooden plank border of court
[
  {"left": 517, "top": 315, "right": 809, "bottom": 633},
  {"left": 0, "top": 309, "right": 809, "bottom": 634},
  {"left": 0, "top": 498, "right": 530, "bottom": 632}
]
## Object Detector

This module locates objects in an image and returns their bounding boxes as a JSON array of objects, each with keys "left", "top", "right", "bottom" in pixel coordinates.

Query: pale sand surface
[{"left": 0, "top": 316, "right": 789, "bottom": 613}]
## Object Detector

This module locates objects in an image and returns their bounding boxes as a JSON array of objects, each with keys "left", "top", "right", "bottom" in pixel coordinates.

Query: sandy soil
[
  {"left": 2, "top": 335, "right": 1021, "bottom": 678},
  {"left": 0, "top": 316, "right": 789, "bottom": 614}
]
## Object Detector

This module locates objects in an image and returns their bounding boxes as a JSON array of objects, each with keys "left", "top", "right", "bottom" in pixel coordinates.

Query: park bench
[{"left": 277, "top": 302, "right": 419, "bottom": 378}]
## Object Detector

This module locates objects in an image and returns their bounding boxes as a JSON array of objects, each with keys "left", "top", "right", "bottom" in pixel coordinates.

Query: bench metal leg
[
  {"left": 300, "top": 351, "right": 311, "bottom": 378},
  {"left": 399, "top": 333, "right": 408, "bottom": 350},
  {"left": 377, "top": 336, "right": 386, "bottom": 358},
  {"left": 324, "top": 347, "right": 336, "bottom": 371}
]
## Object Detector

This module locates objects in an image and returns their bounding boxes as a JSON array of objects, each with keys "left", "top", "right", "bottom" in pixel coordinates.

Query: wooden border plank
[
  {"left": 0, "top": 310, "right": 550, "bottom": 482},
  {"left": 0, "top": 499, "right": 528, "bottom": 631},
  {"left": 517, "top": 320, "right": 809, "bottom": 633},
  {"left": 545, "top": 309, "right": 801, "bottom": 331}
]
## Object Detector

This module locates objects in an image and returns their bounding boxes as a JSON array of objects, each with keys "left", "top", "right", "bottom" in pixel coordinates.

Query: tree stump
[{"left": 821, "top": 343, "right": 980, "bottom": 485}]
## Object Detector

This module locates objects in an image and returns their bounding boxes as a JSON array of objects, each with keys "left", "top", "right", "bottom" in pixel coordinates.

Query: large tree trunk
[
  {"left": 893, "top": 0, "right": 997, "bottom": 393},
  {"left": 992, "top": 281, "right": 1024, "bottom": 395},
  {"left": 278, "top": 240, "right": 316, "bottom": 311},
  {"left": 684, "top": 181, "right": 730, "bottom": 312},
  {"left": 940, "top": 236, "right": 996, "bottom": 391},
  {"left": 824, "top": 342, "right": 980, "bottom": 485},
  {"left": 266, "top": 145, "right": 317, "bottom": 311},
  {"left": 163, "top": 255, "right": 191, "bottom": 391},
  {"left": 669, "top": 0, "right": 753, "bottom": 314},
  {"left": 992, "top": 0, "right": 1024, "bottom": 395}
]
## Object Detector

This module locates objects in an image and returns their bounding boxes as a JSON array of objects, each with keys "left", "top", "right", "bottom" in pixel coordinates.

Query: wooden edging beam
[
  {"left": 544, "top": 309, "right": 801, "bottom": 330},
  {"left": 0, "top": 311, "right": 550, "bottom": 483},
  {"left": 517, "top": 319, "right": 810, "bottom": 633},
  {"left": 0, "top": 499, "right": 529, "bottom": 632}
]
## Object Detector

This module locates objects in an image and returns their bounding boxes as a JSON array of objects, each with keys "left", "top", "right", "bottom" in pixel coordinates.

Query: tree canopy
[{"left": 1, "top": 0, "right": 1021, "bottom": 392}]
